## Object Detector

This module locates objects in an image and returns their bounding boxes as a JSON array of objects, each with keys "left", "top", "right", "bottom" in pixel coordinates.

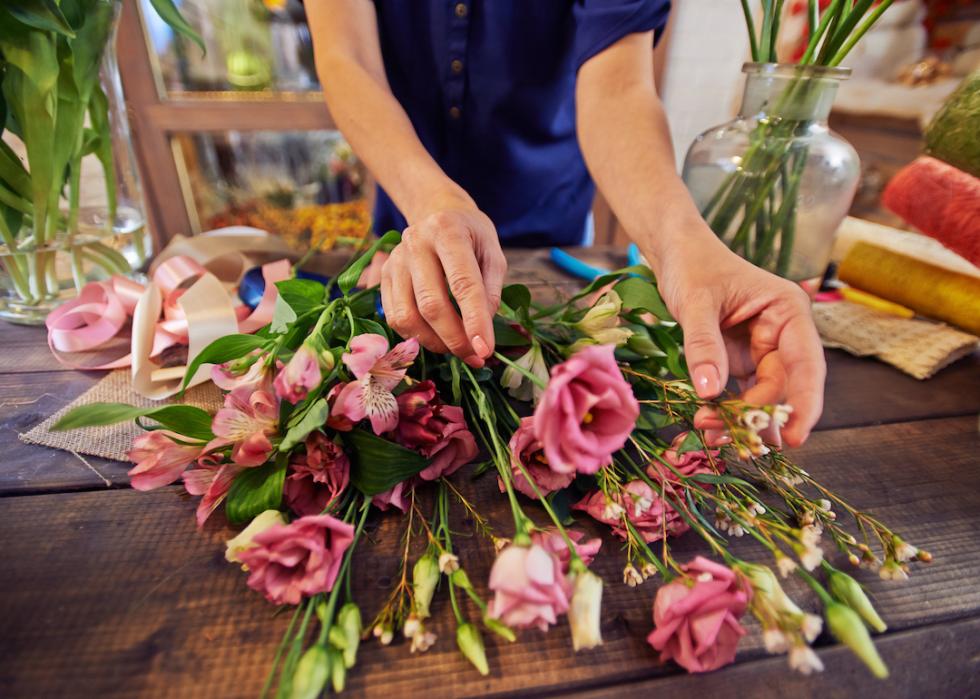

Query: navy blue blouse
[{"left": 371, "top": 0, "right": 671, "bottom": 246}]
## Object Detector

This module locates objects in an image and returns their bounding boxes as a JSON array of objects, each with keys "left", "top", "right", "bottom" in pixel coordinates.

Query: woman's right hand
[{"left": 380, "top": 205, "right": 508, "bottom": 368}]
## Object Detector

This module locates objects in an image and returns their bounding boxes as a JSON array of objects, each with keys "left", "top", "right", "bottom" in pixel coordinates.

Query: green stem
[
  {"left": 493, "top": 350, "right": 548, "bottom": 389},
  {"left": 739, "top": 0, "right": 760, "bottom": 62},
  {"left": 828, "top": 0, "right": 894, "bottom": 66}
]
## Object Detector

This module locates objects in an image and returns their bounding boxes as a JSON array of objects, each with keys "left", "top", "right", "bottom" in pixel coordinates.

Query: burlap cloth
[
  {"left": 813, "top": 301, "right": 979, "bottom": 379},
  {"left": 20, "top": 369, "right": 223, "bottom": 462}
]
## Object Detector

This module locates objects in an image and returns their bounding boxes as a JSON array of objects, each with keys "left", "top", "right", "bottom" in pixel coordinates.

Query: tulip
[
  {"left": 569, "top": 569, "right": 603, "bottom": 651},
  {"left": 825, "top": 602, "right": 889, "bottom": 679},
  {"left": 456, "top": 623, "right": 490, "bottom": 676}
]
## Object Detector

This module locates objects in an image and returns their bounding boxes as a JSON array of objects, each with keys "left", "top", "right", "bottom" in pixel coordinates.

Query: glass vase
[
  {"left": 682, "top": 63, "right": 860, "bottom": 281},
  {"left": 0, "top": 4, "right": 150, "bottom": 325}
]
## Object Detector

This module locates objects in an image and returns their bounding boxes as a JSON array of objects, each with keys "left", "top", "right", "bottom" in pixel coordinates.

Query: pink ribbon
[{"left": 46, "top": 256, "right": 290, "bottom": 372}]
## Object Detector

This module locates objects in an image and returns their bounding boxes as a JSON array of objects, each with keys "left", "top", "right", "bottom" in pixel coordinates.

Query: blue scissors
[{"left": 549, "top": 243, "right": 644, "bottom": 281}]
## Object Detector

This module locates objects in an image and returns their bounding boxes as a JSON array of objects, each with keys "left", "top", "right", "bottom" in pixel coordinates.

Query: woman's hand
[
  {"left": 653, "top": 237, "right": 826, "bottom": 447},
  {"left": 380, "top": 205, "right": 508, "bottom": 368}
]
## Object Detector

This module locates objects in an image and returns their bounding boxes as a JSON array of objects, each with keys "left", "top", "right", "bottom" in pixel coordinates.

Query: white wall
[{"left": 661, "top": 1, "right": 752, "bottom": 171}]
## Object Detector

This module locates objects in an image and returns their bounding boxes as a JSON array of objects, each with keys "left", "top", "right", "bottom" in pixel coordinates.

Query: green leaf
[
  {"left": 343, "top": 429, "right": 430, "bottom": 496},
  {"left": 0, "top": 140, "right": 33, "bottom": 202},
  {"left": 613, "top": 277, "right": 672, "bottom": 320},
  {"left": 337, "top": 230, "right": 401, "bottom": 295},
  {"left": 569, "top": 264, "right": 655, "bottom": 302},
  {"left": 676, "top": 429, "right": 704, "bottom": 454},
  {"left": 181, "top": 334, "right": 269, "bottom": 391},
  {"left": 270, "top": 293, "right": 297, "bottom": 334},
  {"left": 501, "top": 284, "right": 531, "bottom": 312},
  {"left": 354, "top": 317, "right": 387, "bottom": 338},
  {"left": 225, "top": 459, "right": 287, "bottom": 524},
  {"left": 280, "top": 399, "right": 330, "bottom": 451},
  {"left": 51, "top": 403, "right": 214, "bottom": 441},
  {"left": 276, "top": 278, "right": 325, "bottom": 317},
  {"left": 492, "top": 316, "right": 531, "bottom": 347},
  {"left": 145, "top": 0, "right": 205, "bottom": 53},
  {"left": 3, "top": 0, "right": 75, "bottom": 37}
]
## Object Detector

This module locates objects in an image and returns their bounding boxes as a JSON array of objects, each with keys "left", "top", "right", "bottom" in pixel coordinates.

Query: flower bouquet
[{"left": 55, "top": 233, "right": 929, "bottom": 694}]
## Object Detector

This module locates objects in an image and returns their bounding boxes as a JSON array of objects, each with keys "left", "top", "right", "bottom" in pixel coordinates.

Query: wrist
[
  {"left": 403, "top": 182, "right": 477, "bottom": 224},
  {"left": 637, "top": 210, "right": 729, "bottom": 279}
]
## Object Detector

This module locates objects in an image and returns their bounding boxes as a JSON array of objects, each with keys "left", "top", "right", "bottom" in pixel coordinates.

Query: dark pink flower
[
  {"left": 237, "top": 514, "right": 355, "bottom": 606},
  {"left": 499, "top": 416, "right": 574, "bottom": 500},
  {"left": 183, "top": 455, "right": 243, "bottom": 527},
  {"left": 332, "top": 334, "right": 419, "bottom": 435},
  {"left": 533, "top": 344, "right": 638, "bottom": 475},
  {"left": 371, "top": 480, "right": 411, "bottom": 512},
  {"left": 127, "top": 430, "right": 203, "bottom": 491},
  {"left": 211, "top": 350, "right": 272, "bottom": 393},
  {"left": 393, "top": 380, "right": 478, "bottom": 480},
  {"left": 647, "top": 556, "right": 751, "bottom": 673},
  {"left": 273, "top": 344, "right": 322, "bottom": 404},
  {"left": 207, "top": 386, "right": 278, "bottom": 467},
  {"left": 487, "top": 543, "right": 571, "bottom": 631},
  {"left": 574, "top": 480, "right": 689, "bottom": 543},
  {"left": 647, "top": 432, "right": 721, "bottom": 484},
  {"left": 530, "top": 528, "right": 602, "bottom": 574},
  {"left": 284, "top": 432, "right": 350, "bottom": 516}
]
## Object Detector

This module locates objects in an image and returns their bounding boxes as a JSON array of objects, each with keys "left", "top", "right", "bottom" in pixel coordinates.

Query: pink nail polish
[
  {"left": 692, "top": 365, "right": 721, "bottom": 398},
  {"left": 472, "top": 334, "right": 490, "bottom": 358}
]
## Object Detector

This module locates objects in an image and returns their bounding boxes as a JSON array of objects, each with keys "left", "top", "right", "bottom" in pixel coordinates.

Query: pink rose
[
  {"left": 533, "top": 344, "right": 638, "bottom": 475},
  {"left": 273, "top": 344, "right": 322, "bottom": 404},
  {"left": 394, "top": 380, "right": 478, "bottom": 480},
  {"left": 530, "top": 528, "right": 602, "bottom": 573},
  {"left": 127, "top": 430, "right": 203, "bottom": 491},
  {"left": 487, "top": 543, "right": 571, "bottom": 631},
  {"left": 499, "top": 416, "right": 575, "bottom": 499},
  {"left": 647, "top": 556, "right": 751, "bottom": 673},
  {"left": 284, "top": 432, "right": 350, "bottom": 516},
  {"left": 648, "top": 432, "right": 721, "bottom": 484},
  {"left": 237, "top": 514, "right": 355, "bottom": 605},
  {"left": 574, "top": 480, "right": 688, "bottom": 543}
]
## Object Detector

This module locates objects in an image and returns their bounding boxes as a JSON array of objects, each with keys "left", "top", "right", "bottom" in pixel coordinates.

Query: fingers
[
  {"left": 438, "top": 236, "right": 496, "bottom": 359},
  {"left": 381, "top": 249, "right": 449, "bottom": 354},
  {"left": 358, "top": 250, "right": 389, "bottom": 288},
  {"left": 776, "top": 310, "right": 826, "bottom": 447},
  {"left": 480, "top": 248, "right": 507, "bottom": 315},
  {"left": 679, "top": 296, "right": 730, "bottom": 399}
]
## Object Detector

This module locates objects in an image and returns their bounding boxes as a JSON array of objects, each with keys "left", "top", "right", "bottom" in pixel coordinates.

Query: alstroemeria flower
[
  {"left": 575, "top": 291, "right": 633, "bottom": 346},
  {"left": 501, "top": 342, "right": 548, "bottom": 403},
  {"left": 332, "top": 334, "right": 420, "bottom": 435},
  {"left": 183, "top": 454, "right": 244, "bottom": 527},
  {"left": 211, "top": 350, "right": 272, "bottom": 393},
  {"left": 207, "top": 387, "right": 279, "bottom": 467},
  {"left": 533, "top": 344, "right": 639, "bottom": 474},
  {"left": 273, "top": 344, "right": 322, "bottom": 404},
  {"left": 127, "top": 430, "right": 204, "bottom": 491}
]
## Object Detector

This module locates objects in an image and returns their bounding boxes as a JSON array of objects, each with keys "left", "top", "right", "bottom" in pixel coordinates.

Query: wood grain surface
[{"left": 1, "top": 247, "right": 978, "bottom": 698}]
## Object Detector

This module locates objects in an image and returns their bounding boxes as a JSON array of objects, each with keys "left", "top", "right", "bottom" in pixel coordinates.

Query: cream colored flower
[
  {"left": 576, "top": 292, "right": 633, "bottom": 347},
  {"left": 569, "top": 570, "right": 603, "bottom": 651},
  {"left": 224, "top": 509, "right": 287, "bottom": 565},
  {"left": 501, "top": 342, "right": 548, "bottom": 403}
]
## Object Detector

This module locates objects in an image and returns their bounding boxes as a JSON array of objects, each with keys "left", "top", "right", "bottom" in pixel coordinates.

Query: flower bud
[
  {"left": 439, "top": 552, "right": 460, "bottom": 573},
  {"left": 289, "top": 645, "right": 329, "bottom": 699},
  {"left": 568, "top": 569, "right": 603, "bottom": 651},
  {"left": 225, "top": 509, "right": 287, "bottom": 565},
  {"left": 413, "top": 554, "right": 441, "bottom": 619},
  {"left": 825, "top": 602, "right": 889, "bottom": 679},
  {"left": 576, "top": 292, "right": 633, "bottom": 346},
  {"left": 482, "top": 614, "right": 517, "bottom": 643},
  {"left": 328, "top": 647, "right": 346, "bottom": 693},
  {"left": 828, "top": 570, "right": 887, "bottom": 633},
  {"left": 626, "top": 332, "right": 659, "bottom": 357},
  {"left": 456, "top": 623, "right": 490, "bottom": 676},
  {"left": 337, "top": 602, "right": 362, "bottom": 668},
  {"left": 450, "top": 568, "right": 473, "bottom": 591},
  {"left": 737, "top": 562, "right": 802, "bottom": 616}
]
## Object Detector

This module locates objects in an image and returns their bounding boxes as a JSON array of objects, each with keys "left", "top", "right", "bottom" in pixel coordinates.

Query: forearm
[
  {"left": 308, "top": 2, "right": 471, "bottom": 222},
  {"left": 576, "top": 34, "right": 729, "bottom": 276}
]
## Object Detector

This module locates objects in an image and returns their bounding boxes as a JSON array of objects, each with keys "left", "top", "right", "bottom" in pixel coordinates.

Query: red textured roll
[{"left": 882, "top": 156, "right": 980, "bottom": 267}]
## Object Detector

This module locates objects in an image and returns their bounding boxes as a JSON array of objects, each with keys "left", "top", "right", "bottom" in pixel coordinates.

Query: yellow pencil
[{"left": 839, "top": 286, "right": 916, "bottom": 319}]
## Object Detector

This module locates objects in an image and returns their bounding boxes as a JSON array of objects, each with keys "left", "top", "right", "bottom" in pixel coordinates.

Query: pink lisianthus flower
[
  {"left": 284, "top": 431, "right": 350, "bottom": 516},
  {"left": 211, "top": 350, "right": 272, "bottom": 393},
  {"left": 487, "top": 543, "right": 571, "bottom": 631},
  {"left": 237, "top": 514, "right": 355, "bottom": 606},
  {"left": 530, "top": 528, "right": 602, "bottom": 573},
  {"left": 394, "top": 381, "right": 478, "bottom": 480},
  {"left": 533, "top": 344, "right": 639, "bottom": 475},
  {"left": 331, "top": 334, "right": 419, "bottom": 435},
  {"left": 183, "top": 454, "right": 243, "bottom": 527},
  {"left": 371, "top": 480, "right": 412, "bottom": 512},
  {"left": 127, "top": 430, "right": 204, "bottom": 491},
  {"left": 647, "top": 556, "right": 751, "bottom": 673},
  {"left": 273, "top": 344, "right": 323, "bottom": 404},
  {"left": 498, "top": 416, "right": 574, "bottom": 500},
  {"left": 647, "top": 431, "right": 722, "bottom": 484},
  {"left": 206, "top": 387, "right": 279, "bottom": 467},
  {"left": 574, "top": 480, "right": 689, "bottom": 543}
]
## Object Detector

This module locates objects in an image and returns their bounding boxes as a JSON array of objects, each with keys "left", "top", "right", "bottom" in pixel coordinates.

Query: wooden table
[{"left": 2, "top": 248, "right": 979, "bottom": 698}]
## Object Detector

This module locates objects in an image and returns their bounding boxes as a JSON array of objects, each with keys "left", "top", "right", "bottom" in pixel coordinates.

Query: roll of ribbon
[{"left": 837, "top": 241, "right": 980, "bottom": 336}]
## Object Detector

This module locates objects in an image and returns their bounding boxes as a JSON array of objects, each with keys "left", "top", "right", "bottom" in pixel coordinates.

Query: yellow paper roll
[{"left": 838, "top": 242, "right": 980, "bottom": 335}]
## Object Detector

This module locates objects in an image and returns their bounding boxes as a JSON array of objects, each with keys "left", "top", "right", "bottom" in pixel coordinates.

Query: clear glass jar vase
[
  {"left": 682, "top": 63, "right": 860, "bottom": 281},
  {"left": 0, "top": 4, "right": 150, "bottom": 325}
]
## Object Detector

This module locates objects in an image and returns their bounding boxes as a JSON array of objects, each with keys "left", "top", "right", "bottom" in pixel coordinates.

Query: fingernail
[
  {"left": 464, "top": 354, "right": 484, "bottom": 369},
  {"left": 471, "top": 335, "right": 491, "bottom": 358},
  {"left": 704, "top": 429, "right": 732, "bottom": 447},
  {"left": 692, "top": 365, "right": 721, "bottom": 398}
]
